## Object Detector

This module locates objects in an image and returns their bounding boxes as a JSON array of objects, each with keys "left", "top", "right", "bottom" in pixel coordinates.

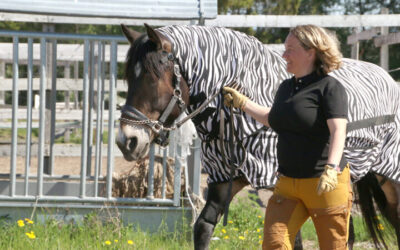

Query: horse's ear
[
  {"left": 121, "top": 24, "right": 142, "bottom": 44},
  {"left": 144, "top": 23, "right": 172, "bottom": 52}
]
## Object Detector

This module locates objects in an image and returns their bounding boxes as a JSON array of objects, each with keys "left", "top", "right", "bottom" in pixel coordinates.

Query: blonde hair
[{"left": 290, "top": 25, "right": 342, "bottom": 74}]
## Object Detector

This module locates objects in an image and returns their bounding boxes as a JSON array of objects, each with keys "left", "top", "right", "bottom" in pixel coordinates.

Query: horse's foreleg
[
  {"left": 194, "top": 177, "right": 248, "bottom": 250},
  {"left": 376, "top": 175, "right": 400, "bottom": 247}
]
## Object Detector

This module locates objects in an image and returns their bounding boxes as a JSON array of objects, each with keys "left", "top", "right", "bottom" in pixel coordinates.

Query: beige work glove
[
  {"left": 223, "top": 86, "right": 248, "bottom": 110},
  {"left": 317, "top": 165, "right": 338, "bottom": 195}
]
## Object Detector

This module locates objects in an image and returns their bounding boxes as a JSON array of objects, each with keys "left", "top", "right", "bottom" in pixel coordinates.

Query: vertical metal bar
[
  {"left": 86, "top": 41, "right": 95, "bottom": 176},
  {"left": 192, "top": 138, "right": 201, "bottom": 196},
  {"left": 173, "top": 144, "right": 182, "bottom": 206},
  {"left": 106, "top": 41, "right": 117, "bottom": 199},
  {"left": 48, "top": 39, "right": 57, "bottom": 176},
  {"left": 37, "top": 38, "right": 47, "bottom": 197},
  {"left": 94, "top": 41, "right": 103, "bottom": 197},
  {"left": 161, "top": 147, "right": 167, "bottom": 199},
  {"left": 10, "top": 36, "right": 19, "bottom": 197},
  {"left": 80, "top": 40, "right": 90, "bottom": 198},
  {"left": 24, "top": 38, "right": 33, "bottom": 196},
  {"left": 168, "top": 130, "right": 176, "bottom": 158},
  {"left": 147, "top": 144, "right": 155, "bottom": 199},
  {"left": 99, "top": 43, "right": 106, "bottom": 177}
]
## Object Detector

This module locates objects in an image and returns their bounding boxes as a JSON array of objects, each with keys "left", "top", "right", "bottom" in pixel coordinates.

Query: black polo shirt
[{"left": 268, "top": 71, "right": 348, "bottom": 178}]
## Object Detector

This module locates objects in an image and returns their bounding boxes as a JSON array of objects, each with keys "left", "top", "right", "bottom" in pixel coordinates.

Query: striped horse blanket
[{"left": 158, "top": 25, "right": 400, "bottom": 188}]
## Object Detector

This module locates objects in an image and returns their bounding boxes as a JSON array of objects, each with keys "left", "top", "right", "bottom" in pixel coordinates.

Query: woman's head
[{"left": 283, "top": 25, "right": 342, "bottom": 76}]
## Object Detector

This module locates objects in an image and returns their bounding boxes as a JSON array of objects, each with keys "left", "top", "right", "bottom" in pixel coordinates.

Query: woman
[{"left": 223, "top": 25, "right": 352, "bottom": 250}]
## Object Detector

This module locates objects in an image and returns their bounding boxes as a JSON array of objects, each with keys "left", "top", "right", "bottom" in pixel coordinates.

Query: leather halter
[{"left": 120, "top": 50, "right": 186, "bottom": 146}]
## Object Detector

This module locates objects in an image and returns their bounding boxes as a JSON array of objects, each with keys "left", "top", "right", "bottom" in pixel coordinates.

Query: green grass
[
  {"left": 0, "top": 193, "right": 397, "bottom": 249},
  {"left": 0, "top": 128, "right": 109, "bottom": 144},
  {"left": 0, "top": 212, "right": 193, "bottom": 250}
]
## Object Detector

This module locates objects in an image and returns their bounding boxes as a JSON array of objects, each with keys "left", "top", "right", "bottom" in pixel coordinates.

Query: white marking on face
[{"left": 134, "top": 62, "right": 142, "bottom": 78}]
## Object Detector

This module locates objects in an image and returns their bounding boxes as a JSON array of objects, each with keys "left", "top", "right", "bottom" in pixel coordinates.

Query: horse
[{"left": 116, "top": 24, "right": 400, "bottom": 249}]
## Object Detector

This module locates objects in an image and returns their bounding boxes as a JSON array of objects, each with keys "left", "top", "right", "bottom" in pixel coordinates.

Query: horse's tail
[{"left": 356, "top": 172, "right": 391, "bottom": 249}]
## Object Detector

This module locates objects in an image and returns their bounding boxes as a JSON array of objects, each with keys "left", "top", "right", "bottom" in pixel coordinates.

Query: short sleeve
[{"left": 322, "top": 78, "right": 348, "bottom": 120}]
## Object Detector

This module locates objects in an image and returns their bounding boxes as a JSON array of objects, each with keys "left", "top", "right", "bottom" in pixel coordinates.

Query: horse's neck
[{"left": 159, "top": 26, "right": 289, "bottom": 106}]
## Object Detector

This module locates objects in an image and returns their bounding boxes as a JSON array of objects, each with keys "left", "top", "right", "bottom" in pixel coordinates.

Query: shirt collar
[{"left": 294, "top": 71, "right": 325, "bottom": 85}]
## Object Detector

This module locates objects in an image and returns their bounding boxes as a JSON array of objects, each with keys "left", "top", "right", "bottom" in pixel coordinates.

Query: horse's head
[{"left": 116, "top": 24, "right": 189, "bottom": 161}]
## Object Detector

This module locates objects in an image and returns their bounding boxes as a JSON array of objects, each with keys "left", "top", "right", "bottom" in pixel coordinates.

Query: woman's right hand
[{"left": 223, "top": 86, "right": 248, "bottom": 110}]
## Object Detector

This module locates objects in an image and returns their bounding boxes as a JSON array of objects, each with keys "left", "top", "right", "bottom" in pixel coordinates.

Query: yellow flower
[
  {"left": 238, "top": 236, "right": 245, "bottom": 240},
  {"left": 221, "top": 229, "right": 226, "bottom": 234},
  {"left": 25, "top": 218, "right": 34, "bottom": 224},
  {"left": 25, "top": 231, "right": 36, "bottom": 239},
  {"left": 105, "top": 240, "right": 111, "bottom": 245},
  {"left": 127, "top": 240, "right": 134, "bottom": 245},
  {"left": 228, "top": 220, "right": 233, "bottom": 224},
  {"left": 223, "top": 235, "right": 229, "bottom": 239},
  {"left": 233, "top": 228, "right": 239, "bottom": 231},
  {"left": 259, "top": 235, "right": 262, "bottom": 239},
  {"left": 259, "top": 240, "right": 263, "bottom": 245},
  {"left": 377, "top": 224, "right": 385, "bottom": 230},
  {"left": 258, "top": 215, "right": 262, "bottom": 219},
  {"left": 114, "top": 239, "right": 118, "bottom": 243},
  {"left": 257, "top": 228, "right": 261, "bottom": 233},
  {"left": 17, "top": 220, "right": 25, "bottom": 227}
]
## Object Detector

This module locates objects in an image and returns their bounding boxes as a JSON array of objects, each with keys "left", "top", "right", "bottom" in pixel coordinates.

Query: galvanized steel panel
[{"left": 0, "top": 0, "right": 217, "bottom": 19}]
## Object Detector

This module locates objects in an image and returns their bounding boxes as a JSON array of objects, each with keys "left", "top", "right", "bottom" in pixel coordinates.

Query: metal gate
[{"left": 0, "top": 29, "right": 201, "bottom": 232}]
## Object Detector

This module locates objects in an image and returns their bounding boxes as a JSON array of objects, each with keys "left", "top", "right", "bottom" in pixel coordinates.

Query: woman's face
[{"left": 282, "top": 33, "right": 315, "bottom": 77}]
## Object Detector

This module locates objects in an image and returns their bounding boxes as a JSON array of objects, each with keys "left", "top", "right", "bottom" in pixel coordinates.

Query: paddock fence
[{"left": 0, "top": 29, "right": 202, "bottom": 232}]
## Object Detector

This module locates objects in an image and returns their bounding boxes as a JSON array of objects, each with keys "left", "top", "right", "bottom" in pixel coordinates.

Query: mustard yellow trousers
[{"left": 263, "top": 166, "right": 353, "bottom": 250}]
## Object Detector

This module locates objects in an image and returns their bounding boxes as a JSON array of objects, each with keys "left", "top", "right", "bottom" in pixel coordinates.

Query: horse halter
[{"left": 120, "top": 50, "right": 186, "bottom": 146}]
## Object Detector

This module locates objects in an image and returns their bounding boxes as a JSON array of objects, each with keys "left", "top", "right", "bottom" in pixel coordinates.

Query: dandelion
[
  {"left": 25, "top": 231, "right": 36, "bottom": 239},
  {"left": 114, "top": 239, "right": 118, "bottom": 243},
  {"left": 259, "top": 240, "right": 263, "bottom": 245},
  {"left": 127, "top": 240, "right": 134, "bottom": 245},
  {"left": 257, "top": 228, "right": 261, "bottom": 233},
  {"left": 221, "top": 229, "right": 226, "bottom": 234},
  {"left": 24, "top": 218, "right": 34, "bottom": 224},
  {"left": 105, "top": 240, "right": 111, "bottom": 245},
  {"left": 238, "top": 236, "right": 245, "bottom": 240},
  {"left": 259, "top": 235, "right": 262, "bottom": 239},
  {"left": 258, "top": 215, "right": 262, "bottom": 219},
  {"left": 17, "top": 220, "right": 25, "bottom": 227},
  {"left": 377, "top": 224, "right": 385, "bottom": 230},
  {"left": 223, "top": 235, "right": 229, "bottom": 239},
  {"left": 228, "top": 220, "right": 233, "bottom": 224}
]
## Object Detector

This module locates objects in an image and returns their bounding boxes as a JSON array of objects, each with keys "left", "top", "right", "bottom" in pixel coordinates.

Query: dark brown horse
[{"left": 116, "top": 24, "right": 400, "bottom": 249}]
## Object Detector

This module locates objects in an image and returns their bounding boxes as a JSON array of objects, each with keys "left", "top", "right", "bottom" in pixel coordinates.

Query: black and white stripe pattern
[{"left": 158, "top": 25, "right": 400, "bottom": 188}]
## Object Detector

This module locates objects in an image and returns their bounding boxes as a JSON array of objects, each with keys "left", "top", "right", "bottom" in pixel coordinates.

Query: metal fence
[{"left": 0, "top": 30, "right": 200, "bottom": 231}]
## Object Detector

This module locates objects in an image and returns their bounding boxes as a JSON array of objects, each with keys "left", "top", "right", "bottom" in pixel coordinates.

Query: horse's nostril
[{"left": 127, "top": 137, "right": 137, "bottom": 152}]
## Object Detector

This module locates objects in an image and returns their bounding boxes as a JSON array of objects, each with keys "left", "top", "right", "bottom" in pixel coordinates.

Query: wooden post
[
  {"left": 380, "top": 8, "right": 389, "bottom": 71},
  {"left": 74, "top": 61, "right": 79, "bottom": 109},
  {"left": 64, "top": 63, "right": 71, "bottom": 143},
  {"left": 42, "top": 23, "right": 56, "bottom": 175},
  {"left": 350, "top": 27, "right": 361, "bottom": 60}
]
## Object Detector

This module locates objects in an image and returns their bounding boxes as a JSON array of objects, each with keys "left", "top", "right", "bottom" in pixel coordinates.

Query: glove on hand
[
  {"left": 223, "top": 86, "right": 248, "bottom": 110},
  {"left": 317, "top": 165, "right": 338, "bottom": 195}
]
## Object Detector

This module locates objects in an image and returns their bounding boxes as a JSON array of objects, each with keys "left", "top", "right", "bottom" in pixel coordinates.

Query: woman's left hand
[{"left": 317, "top": 165, "right": 338, "bottom": 195}]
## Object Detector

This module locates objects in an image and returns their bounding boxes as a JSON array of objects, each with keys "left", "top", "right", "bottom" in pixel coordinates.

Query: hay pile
[{"left": 111, "top": 155, "right": 184, "bottom": 199}]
